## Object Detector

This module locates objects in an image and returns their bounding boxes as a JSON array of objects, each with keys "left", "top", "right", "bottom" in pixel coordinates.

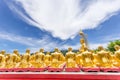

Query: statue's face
[
  {"left": 114, "top": 46, "right": 120, "bottom": 51},
  {"left": 68, "top": 47, "right": 72, "bottom": 51},
  {"left": 40, "top": 49, "right": 44, "bottom": 52},
  {"left": 80, "top": 39, "right": 85, "bottom": 43},
  {"left": 26, "top": 49, "right": 30, "bottom": 53},
  {"left": 55, "top": 48, "right": 59, "bottom": 52},
  {"left": 46, "top": 52, "right": 50, "bottom": 55},
  {"left": 35, "top": 52, "right": 38, "bottom": 54},
  {"left": 98, "top": 46, "right": 104, "bottom": 51},
  {"left": 13, "top": 50, "right": 18, "bottom": 54},
  {"left": 1, "top": 50, "right": 5, "bottom": 55}
]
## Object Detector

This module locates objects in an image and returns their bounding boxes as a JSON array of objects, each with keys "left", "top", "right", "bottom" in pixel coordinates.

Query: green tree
[{"left": 107, "top": 40, "right": 120, "bottom": 53}]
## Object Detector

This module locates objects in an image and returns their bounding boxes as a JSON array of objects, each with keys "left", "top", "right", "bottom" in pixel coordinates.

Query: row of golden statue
[
  {"left": 0, "top": 45, "right": 120, "bottom": 69},
  {"left": 0, "top": 31, "right": 120, "bottom": 69}
]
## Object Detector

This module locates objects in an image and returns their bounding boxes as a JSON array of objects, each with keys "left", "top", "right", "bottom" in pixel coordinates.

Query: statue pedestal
[
  {"left": 48, "top": 64, "right": 65, "bottom": 72},
  {"left": 82, "top": 67, "right": 100, "bottom": 72},
  {"left": 100, "top": 67, "right": 120, "bottom": 72}
]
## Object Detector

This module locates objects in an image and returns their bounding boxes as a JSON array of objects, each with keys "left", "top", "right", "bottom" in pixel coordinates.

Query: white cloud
[
  {"left": 89, "top": 43, "right": 108, "bottom": 49},
  {"left": 0, "top": 32, "right": 109, "bottom": 53},
  {"left": 5, "top": 0, "right": 120, "bottom": 40},
  {"left": 0, "top": 32, "right": 57, "bottom": 52},
  {"left": 103, "top": 34, "right": 120, "bottom": 42},
  {"left": 0, "top": 32, "right": 78, "bottom": 52}
]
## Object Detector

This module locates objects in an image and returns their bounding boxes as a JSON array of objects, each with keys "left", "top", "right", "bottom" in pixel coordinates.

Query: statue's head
[
  {"left": 35, "top": 52, "right": 39, "bottom": 54},
  {"left": 13, "top": 49, "right": 18, "bottom": 54},
  {"left": 1, "top": 50, "right": 6, "bottom": 55},
  {"left": 80, "top": 38, "right": 85, "bottom": 44},
  {"left": 90, "top": 50, "right": 94, "bottom": 53},
  {"left": 40, "top": 48, "right": 44, "bottom": 52},
  {"left": 5, "top": 54, "right": 10, "bottom": 58},
  {"left": 26, "top": 49, "right": 30, "bottom": 53},
  {"left": 98, "top": 46, "right": 104, "bottom": 51},
  {"left": 114, "top": 45, "right": 120, "bottom": 51},
  {"left": 68, "top": 47, "right": 72, "bottom": 51},
  {"left": 46, "top": 52, "right": 50, "bottom": 55},
  {"left": 79, "top": 30, "right": 84, "bottom": 35},
  {"left": 54, "top": 48, "right": 59, "bottom": 52}
]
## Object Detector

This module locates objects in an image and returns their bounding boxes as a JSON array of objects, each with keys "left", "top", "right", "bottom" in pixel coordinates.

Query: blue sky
[{"left": 0, "top": 0, "right": 120, "bottom": 53}]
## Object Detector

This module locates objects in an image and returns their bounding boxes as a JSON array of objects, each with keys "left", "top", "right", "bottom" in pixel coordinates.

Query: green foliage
[{"left": 107, "top": 40, "right": 120, "bottom": 53}]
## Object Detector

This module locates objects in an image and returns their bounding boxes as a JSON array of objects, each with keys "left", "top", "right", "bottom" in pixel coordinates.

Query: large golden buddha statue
[
  {"left": 82, "top": 47, "right": 96, "bottom": 67},
  {"left": 79, "top": 30, "right": 88, "bottom": 53},
  {"left": 97, "top": 46, "right": 113, "bottom": 68},
  {"left": 65, "top": 47, "right": 77, "bottom": 68},
  {"left": 44, "top": 52, "right": 52, "bottom": 67},
  {"left": 113, "top": 45, "right": 120, "bottom": 67},
  {"left": 0, "top": 50, "right": 6, "bottom": 68},
  {"left": 51, "top": 48, "right": 64, "bottom": 68},
  {"left": 19, "top": 49, "right": 31, "bottom": 68}
]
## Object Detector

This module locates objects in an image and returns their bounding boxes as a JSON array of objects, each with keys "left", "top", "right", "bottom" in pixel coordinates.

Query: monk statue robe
[
  {"left": 65, "top": 47, "right": 78, "bottom": 68},
  {"left": 51, "top": 48, "right": 64, "bottom": 68},
  {"left": 97, "top": 46, "right": 113, "bottom": 68},
  {"left": 19, "top": 49, "right": 31, "bottom": 68},
  {"left": 44, "top": 52, "right": 52, "bottom": 67},
  {"left": 82, "top": 47, "right": 96, "bottom": 67},
  {"left": 113, "top": 45, "right": 120, "bottom": 67},
  {"left": 0, "top": 50, "right": 6, "bottom": 68}
]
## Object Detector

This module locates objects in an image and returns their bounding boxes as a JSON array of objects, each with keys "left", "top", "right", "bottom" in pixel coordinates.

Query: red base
[
  {"left": 0, "top": 72, "right": 120, "bottom": 80},
  {"left": 0, "top": 68, "right": 13, "bottom": 72},
  {"left": 65, "top": 67, "right": 80, "bottom": 72},
  {"left": 100, "top": 67, "right": 120, "bottom": 72},
  {"left": 48, "top": 67, "right": 63, "bottom": 72},
  {"left": 28, "top": 68, "right": 47, "bottom": 72},
  {"left": 13, "top": 68, "right": 29, "bottom": 72},
  {"left": 82, "top": 67, "right": 100, "bottom": 72}
]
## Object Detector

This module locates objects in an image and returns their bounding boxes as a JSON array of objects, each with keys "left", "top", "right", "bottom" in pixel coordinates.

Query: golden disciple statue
[
  {"left": 44, "top": 52, "right": 52, "bottom": 67},
  {"left": 65, "top": 47, "right": 77, "bottom": 68},
  {"left": 30, "top": 52, "right": 36, "bottom": 68},
  {"left": 5, "top": 54, "right": 10, "bottom": 68},
  {"left": 97, "top": 46, "right": 113, "bottom": 68},
  {"left": 51, "top": 48, "right": 63, "bottom": 68},
  {"left": 76, "top": 49, "right": 83, "bottom": 67},
  {"left": 12, "top": 50, "right": 21, "bottom": 68},
  {"left": 5, "top": 53, "right": 15, "bottom": 68},
  {"left": 34, "top": 48, "right": 45, "bottom": 68},
  {"left": 58, "top": 50, "right": 65, "bottom": 64},
  {"left": 6, "top": 50, "right": 18, "bottom": 68},
  {"left": 0, "top": 50, "right": 6, "bottom": 68},
  {"left": 19, "top": 49, "right": 31, "bottom": 68},
  {"left": 113, "top": 45, "right": 120, "bottom": 67},
  {"left": 82, "top": 47, "right": 96, "bottom": 67}
]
